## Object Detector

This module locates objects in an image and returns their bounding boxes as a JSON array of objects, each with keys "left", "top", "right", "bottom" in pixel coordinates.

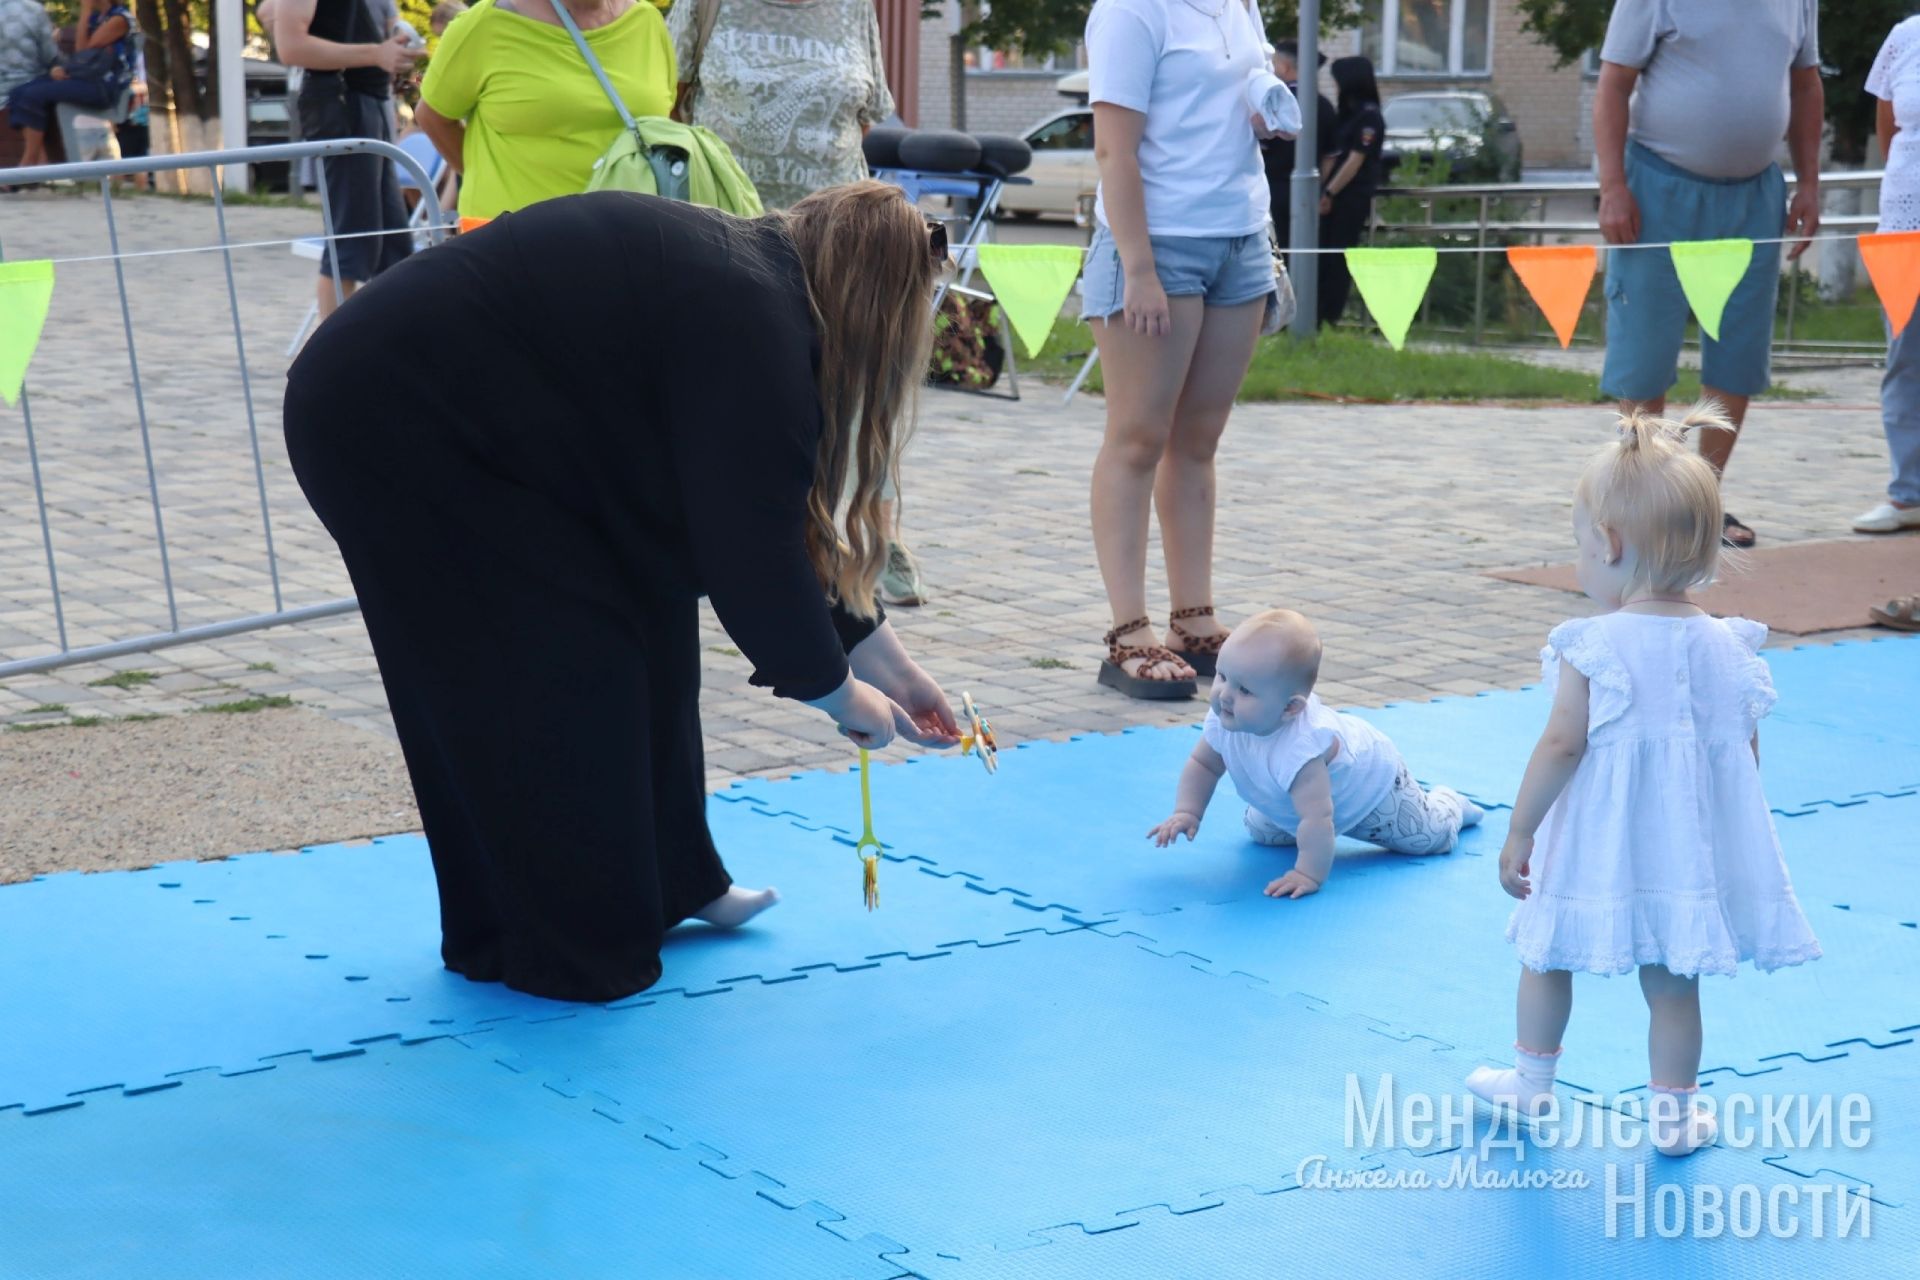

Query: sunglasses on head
[{"left": 926, "top": 219, "right": 949, "bottom": 264}]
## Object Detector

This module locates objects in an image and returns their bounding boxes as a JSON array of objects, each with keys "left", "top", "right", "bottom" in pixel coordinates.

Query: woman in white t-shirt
[
  {"left": 1857, "top": 16, "right": 1920, "bottom": 536},
  {"left": 1081, "top": 0, "right": 1279, "bottom": 701}
]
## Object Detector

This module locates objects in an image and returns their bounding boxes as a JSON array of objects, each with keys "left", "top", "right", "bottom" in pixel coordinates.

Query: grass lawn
[{"left": 1028, "top": 321, "right": 1811, "bottom": 404}]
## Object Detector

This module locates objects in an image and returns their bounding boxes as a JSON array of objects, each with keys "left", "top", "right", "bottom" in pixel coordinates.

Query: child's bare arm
[
  {"left": 1149, "top": 741, "right": 1226, "bottom": 846},
  {"left": 1499, "top": 660, "right": 1590, "bottom": 899},
  {"left": 1267, "top": 754, "right": 1334, "bottom": 898}
]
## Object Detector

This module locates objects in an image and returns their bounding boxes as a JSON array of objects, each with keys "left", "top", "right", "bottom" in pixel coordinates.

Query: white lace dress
[{"left": 1505, "top": 613, "right": 1823, "bottom": 978}]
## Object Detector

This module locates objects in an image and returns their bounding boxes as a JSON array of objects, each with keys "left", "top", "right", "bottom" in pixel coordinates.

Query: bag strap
[
  {"left": 686, "top": 0, "right": 722, "bottom": 91},
  {"left": 671, "top": 0, "right": 721, "bottom": 122},
  {"left": 549, "top": 0, "right": 639, "bottom": 132}
]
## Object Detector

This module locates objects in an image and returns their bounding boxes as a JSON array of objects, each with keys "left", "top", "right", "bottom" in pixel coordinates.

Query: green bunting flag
[
  {"left": 1667, "top": 239, "right": 1754, "bottom": 342},
  {"left": 1343, "top": 247, "right": 1438, "bottom": 351},
  {"left": 0, "top": 259, "right": 53, "bottom": 407},
  {"left": 975, "top": 244, "right": 1085, "bottom": 359}
]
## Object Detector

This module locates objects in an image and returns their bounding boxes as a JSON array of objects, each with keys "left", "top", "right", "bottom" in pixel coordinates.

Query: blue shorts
[
  {"left": 1600, "top": 141, "right": 1785, "bottom": 401},
  {"left": 1080, "top": 225, "right": 1275, "bottom": 320}
]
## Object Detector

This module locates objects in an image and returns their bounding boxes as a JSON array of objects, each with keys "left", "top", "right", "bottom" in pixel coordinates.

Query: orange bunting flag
[
  {"left": 458, "top": 216, "right": 491, "bottom": 235},
  {"left": 1505, "top": 245, "right": 1596, "bottom": 349},
  {"left": 1859, "top": 231, "right": 1920, "bottom": 338}
]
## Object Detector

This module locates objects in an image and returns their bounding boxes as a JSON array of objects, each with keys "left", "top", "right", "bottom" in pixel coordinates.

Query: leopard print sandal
[
  {"left": 1167, "top": 606, "right": 1227, "bottom": 679},
  {"left": 1097, "top": 617, "right": 1197, "bottom": 701}
]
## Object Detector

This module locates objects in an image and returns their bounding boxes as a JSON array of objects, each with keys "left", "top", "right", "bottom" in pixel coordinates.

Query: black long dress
[{"left": 283, "top": 192, "right": 880, "bottom": 1004}]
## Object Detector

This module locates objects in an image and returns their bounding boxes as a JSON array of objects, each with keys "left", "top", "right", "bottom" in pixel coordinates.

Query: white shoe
[
  {"left": 1852, "top": 501, "right": 1920, "bottom": 534},
  {"left": 1465, "top": 1066, "right": 1558, "bottom": 1121},
  {"left": 1244, "top": 806, "right": 1294, "bottom": 847},
  {"left": 1649, "top": 1105, "right": 1719, "bottom": 1157}
]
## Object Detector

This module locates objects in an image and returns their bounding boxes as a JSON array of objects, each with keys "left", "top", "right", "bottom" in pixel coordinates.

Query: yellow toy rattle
[
  {"left": 855, "top": 746, "right": 883, "bottom": 910},
  {"left": 957, "top": 691, "right": 999, "bottom": 774}
]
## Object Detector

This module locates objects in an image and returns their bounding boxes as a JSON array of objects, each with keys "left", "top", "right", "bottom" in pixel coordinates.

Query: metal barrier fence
[
  {"left": 1363, "top": 168, "right": 1885, "bottom": 357},
  {"left": 0, "top": 139, "right": 443, "bottom": 680}
]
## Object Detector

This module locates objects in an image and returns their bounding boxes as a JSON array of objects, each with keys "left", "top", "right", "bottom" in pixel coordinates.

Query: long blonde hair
[
  {"left": 776, "top": 181, "right": 941, "bottom": 618},
  {"left": 1575, "top": 402, "right": 1732, "bottom": 596}
]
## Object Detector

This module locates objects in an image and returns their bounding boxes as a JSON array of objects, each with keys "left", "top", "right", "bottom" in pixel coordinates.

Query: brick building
[{"left": 888, "top": 0, "right": 1598, "bottom": 170}]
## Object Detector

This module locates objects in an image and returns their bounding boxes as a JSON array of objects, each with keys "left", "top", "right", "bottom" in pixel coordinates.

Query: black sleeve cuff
[
  {"left": 756, "top": 654, "right": 851, "bottom": 704},
  {"left": 829, "top": 597, "right": 885, "bottom": 655}
]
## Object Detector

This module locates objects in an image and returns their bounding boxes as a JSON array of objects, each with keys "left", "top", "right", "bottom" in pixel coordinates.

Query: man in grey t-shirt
[{"left": 1594, "top": 0, "right": 1823, "bottom": 549}]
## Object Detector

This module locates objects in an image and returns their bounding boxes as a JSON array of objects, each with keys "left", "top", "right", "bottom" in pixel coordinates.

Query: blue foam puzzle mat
[
  {"left": 0, "top": 865, "right": 544, "bottom": 1116},
  {"left": 0, "top": 1033, "right": 900, "bottom": 1280},
  {"left": 717, "top": 725, "right": 1501, "bottom": 919},
  {"left": 1762, "top": 637, "right": 1920, "bottom": 750},
  {"left": 120, "top": 810, "right": 1098, "bottom": 996},
  {"left": 1775, "top": 792, "right": 1920, "bottom": 924},
  {"left": 0, "top": 796, "right": 1101, "bottom": 1116},
  {"left": 471, "top": 927, "right": 1497, "bottom": 1272},
  {"left": 895, "top": 1118, "right": 1910, "bottom": 1278},
  {"left": 1349, "top": 689, "right": 1919, "bottom": 814},
  {"left": 3, "top": 635, "right": 1914, "bottom": 1276},
  {"left": 1713, "top": 1033, "right": 1920, "bottom": 1208},
  {"left": 1088, "top": 809, "right": 1920, "bottom": 1092}
]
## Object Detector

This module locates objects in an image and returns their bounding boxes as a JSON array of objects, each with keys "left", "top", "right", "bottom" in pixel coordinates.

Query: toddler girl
[
  {"left": 1465, "top": 408, "right": 1822, "bottom": 1156},
  {"left": 1149, "top": 608, "right": 1484, "bottom": 897}
]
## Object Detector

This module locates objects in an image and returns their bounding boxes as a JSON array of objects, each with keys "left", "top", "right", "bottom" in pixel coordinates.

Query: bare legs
[
  {"left": 1089, "top": 297, "right": 1262, "bottom": 678},
  {"left": 16, "top": 127, "right": 47, "bottom": 170},
  {"left": 1516, "top": 966, "right": 1574, "bottom": 1054},
  {"left": 1617, "top": 388, "right": 1748, "bottom": 474},
  {"left": 317, "top": 275, "right": 361, "bottom": 324},
  {"left": 1468, "top": 962, "right": 1712, "bottom": 1152}
]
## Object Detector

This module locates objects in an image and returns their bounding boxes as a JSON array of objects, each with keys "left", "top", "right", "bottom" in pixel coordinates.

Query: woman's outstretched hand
[
  {"left": 848, "top": 622, "right": 960, "bottom": 748},
  {"left": 886, "top": 665, "right": 961, "bottom": 747}
]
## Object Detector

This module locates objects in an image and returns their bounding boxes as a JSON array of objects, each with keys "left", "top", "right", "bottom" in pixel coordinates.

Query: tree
[
  {"left": 1514, "top": 0, "right": 1906, "bottom": 164},
  {"left": 935, "top": 0, "right": 1366, "bottom": 65}
]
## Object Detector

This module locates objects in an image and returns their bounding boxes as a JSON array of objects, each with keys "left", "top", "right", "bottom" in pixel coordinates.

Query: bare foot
[{"left": 695, "top": 885, "right": 779, "bottom": 928}]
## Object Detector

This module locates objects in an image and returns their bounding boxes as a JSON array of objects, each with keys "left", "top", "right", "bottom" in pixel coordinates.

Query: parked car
[
  {"left": 997, "top": 106, "right": 1095, "bottom": 221},
  {"left": 1380, "top": 90, "right": 1521, "bottom": 184}
]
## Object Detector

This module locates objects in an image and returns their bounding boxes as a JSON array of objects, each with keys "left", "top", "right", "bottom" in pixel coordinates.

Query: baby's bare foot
[{"left": 695, "top": 886, "right": 780, "bottom": 928}]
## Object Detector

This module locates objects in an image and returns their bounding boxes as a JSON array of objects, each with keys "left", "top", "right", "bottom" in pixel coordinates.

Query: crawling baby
[{"left": 1149, "top": 609, "right": 1483, "bottom": 897}]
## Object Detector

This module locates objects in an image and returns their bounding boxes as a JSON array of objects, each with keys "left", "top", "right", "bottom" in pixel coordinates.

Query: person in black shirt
[
  {"left": 270, "top": 0, "right": 426, "bottom": 323},
  {"left": 1317, "top": 55, "right": 1387, "bottom": 328},
  {"left": 1260, "top": 40, "right": 1335, "bottom": 265},
  {"left": 283, "top": 184, "right": 961, "bottom": 1004}
]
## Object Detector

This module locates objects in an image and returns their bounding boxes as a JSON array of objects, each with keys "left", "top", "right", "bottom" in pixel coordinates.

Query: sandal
[
  {"left": 1869, "top": 595, "right": 1920, "bottom": 632},
  {"left": 1097, "top": 617, "right": 1197, "bottom": 701},
  {"left": 1721, "top": 512, "right": 1757, "bottom": 549},
  {"left": 1167, "top": 606, "right": 1227, "bottom": 679}
]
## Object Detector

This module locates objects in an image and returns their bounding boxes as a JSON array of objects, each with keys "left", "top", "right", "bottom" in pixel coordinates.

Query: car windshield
[{"left": 1384, "top": 98, "right": 1486, "bottom": 132}]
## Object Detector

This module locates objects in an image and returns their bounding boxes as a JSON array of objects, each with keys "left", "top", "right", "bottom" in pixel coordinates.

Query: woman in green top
[{"left": 416, "top": 0, "right": 675, "bottom": 222}]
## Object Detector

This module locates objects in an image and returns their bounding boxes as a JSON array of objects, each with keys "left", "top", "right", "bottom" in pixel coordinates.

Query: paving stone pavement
[{"left": 0, "top": 189, "right": 1906, "bottom": 825}]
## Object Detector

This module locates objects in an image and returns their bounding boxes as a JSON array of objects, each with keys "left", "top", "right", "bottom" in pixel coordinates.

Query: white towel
[{"left": 1245, "top": 70, "right": 1303, "bottom": 137}]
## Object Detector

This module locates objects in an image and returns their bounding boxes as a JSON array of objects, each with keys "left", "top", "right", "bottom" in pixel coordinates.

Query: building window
[
  {"left": 1360, "top": 0, "right": 1493, "bottom": 77},
  {"left": 1582, "top": 48, "right": 1602, "bottom": 77},
  {"left": 964, "top": 45, "right": 1085, "bottom": 75}
]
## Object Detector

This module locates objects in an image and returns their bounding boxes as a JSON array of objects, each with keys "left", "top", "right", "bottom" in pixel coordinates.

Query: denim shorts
[
  {"left": 1079, "top": 225, "right": 1276, "bottom": 320},
  {"left": 1600, "top": 141, "right": 1785, "bottom": 401}
]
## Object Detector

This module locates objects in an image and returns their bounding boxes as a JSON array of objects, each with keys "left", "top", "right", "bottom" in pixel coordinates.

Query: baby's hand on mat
[
  {"left": 1499, "top": 834, "right": 1533, "bottom": 900},
  {"left": 1265, "top": 869, "right": 1321, "bottom": 899},
  {"left": 1147, "top": 812, "right": 1200, "bottom": 847}
]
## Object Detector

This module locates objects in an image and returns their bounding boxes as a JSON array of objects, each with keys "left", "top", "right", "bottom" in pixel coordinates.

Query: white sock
[
  {"left": 1460, "top": 798, "right": 1486, "bottom": 828},
  {"left": 1466, "top": 1043, "right": 1561, "bottom": 1117},
  {"left": 1647, "top": 1084, "right": 1718, "bottom": 1157}
]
